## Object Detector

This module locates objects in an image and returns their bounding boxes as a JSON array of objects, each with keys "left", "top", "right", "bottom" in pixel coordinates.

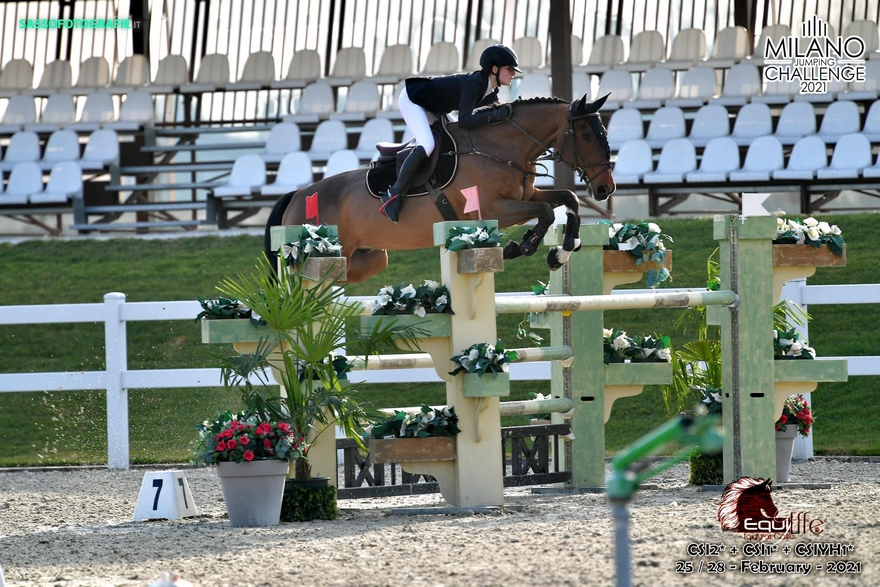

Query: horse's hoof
[
  {"left": 503, "top": 241, "right": 522, "bottom": 260},
  {"left": 547, "top": 249, "right": 563, "bottom": 270}
]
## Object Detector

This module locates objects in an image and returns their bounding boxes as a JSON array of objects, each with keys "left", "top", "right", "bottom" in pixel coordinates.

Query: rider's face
[{"left": 497, "top": 65, "right": 516, "bottom": 86}]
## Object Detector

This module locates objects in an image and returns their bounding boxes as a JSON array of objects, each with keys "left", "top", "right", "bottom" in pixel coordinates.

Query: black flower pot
[{"left": 280, "top": 476, "right": 337, "bottom": 522}]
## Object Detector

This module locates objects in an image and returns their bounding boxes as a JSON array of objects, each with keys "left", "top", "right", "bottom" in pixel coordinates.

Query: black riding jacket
[{"left": 405, "top": 71, "right": 505, "bottom": 129}]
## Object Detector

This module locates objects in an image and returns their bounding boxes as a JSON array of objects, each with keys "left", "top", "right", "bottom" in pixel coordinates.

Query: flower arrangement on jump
[
  {"left": 449, "top": 340, "right": 518, "bottom": 378},
  {"left": 603, "top": 328, "right": 672, "bottom": 363},
  {"left": 773, "top": 327, "right": 816, "bottom": 359},
  {"left": 775, "top": 394, "right": 814, "bottom": 437},
  {"left": 371, "top": 280, "right": 453, "bottom": 316},
  {"left": 365, "top": 405, "right": 460, "bottom": 439},
  {"left": 444, "top": 224, "right": 503, "bottom": 251},
  {"left": 195, "top": 297, "right": 252, "bottom": 320},
  {"left": 192, "top": 411, "right": 308, "bottom": 466},
  {"left": 600, "top": 220, "right": 673, "bottom": 287},
  {"left": 280, "top": 223, "right": 343, "bottom": 266},
  {"left": 774, "top": 217, "right": 845, "bottom": 257}
]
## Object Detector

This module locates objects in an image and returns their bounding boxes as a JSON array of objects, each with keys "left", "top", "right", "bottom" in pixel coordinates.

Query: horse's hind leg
[{"left": 344, "top": 248, "right": 389, "bottom": 283}]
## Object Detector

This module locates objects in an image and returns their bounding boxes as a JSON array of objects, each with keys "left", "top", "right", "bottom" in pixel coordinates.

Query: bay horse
[{"left": 265, "top": 93, "right": 616, "bottom": 283}]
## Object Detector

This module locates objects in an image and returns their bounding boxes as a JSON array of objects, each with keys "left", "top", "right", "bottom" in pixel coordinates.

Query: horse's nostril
[{"left": 595, "top": 186, "right": 609, "bottom": 201}]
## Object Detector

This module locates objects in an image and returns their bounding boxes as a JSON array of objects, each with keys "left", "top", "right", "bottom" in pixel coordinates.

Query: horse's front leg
[
  {"left": 526, "top": 189, "right": 582, "bottom": 270},
  {"left": 485, "top": 198, "right": 556, "bottom": 260}
]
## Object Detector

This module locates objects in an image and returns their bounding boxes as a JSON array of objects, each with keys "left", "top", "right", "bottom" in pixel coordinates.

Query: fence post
[
  {"left": 781, "top": 278, "right": 814, "bottom": 460},
  {"left": 104, "top": 292, "right": 129, "bottom": 469}
]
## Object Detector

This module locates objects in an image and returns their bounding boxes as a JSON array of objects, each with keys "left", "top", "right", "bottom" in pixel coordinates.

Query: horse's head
[
  {"left": 564, "top": 93, "right": 616, "bottom": 201},
  {"left": 717, "top": 477, "right": 779, "bottom": 531}
]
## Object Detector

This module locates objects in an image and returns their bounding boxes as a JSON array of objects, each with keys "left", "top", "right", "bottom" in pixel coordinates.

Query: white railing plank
[
  {"left": 0, "top": 303, "right": 105, "bottom": 324},
  {"left": 0, "top": 371, "right": 106, "bottom": 392}
]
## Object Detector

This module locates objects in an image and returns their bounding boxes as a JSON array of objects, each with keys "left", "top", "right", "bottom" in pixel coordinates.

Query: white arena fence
[{"left": 0, "top": 280, "right": 877, "bottom": 469}]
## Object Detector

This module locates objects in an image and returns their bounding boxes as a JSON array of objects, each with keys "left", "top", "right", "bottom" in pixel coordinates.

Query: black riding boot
[{"left": 379, "top": 146, "right": 428, "bottom": 223}]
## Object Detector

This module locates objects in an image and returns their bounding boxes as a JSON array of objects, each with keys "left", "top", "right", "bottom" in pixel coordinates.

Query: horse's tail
[{"left": 264, "top": 190, "right": 298, "bottom": 261}]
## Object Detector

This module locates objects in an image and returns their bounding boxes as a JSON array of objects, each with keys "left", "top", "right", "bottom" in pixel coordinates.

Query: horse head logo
[{"left": 717, "top": 477, "right": 782, "bottom": 533}]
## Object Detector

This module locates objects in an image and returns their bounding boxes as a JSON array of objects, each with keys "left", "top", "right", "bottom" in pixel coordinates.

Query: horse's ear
[{"left": 585, "top": 93, "right": 610, "bottom": 113}]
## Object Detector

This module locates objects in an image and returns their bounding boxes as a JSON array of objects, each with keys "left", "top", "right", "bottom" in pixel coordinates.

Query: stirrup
[
  {"left": 378, "top": 193, "right": 400, "bottom": 213},
  {"left": 379, "top": 193, "right": 402, "bottom": 222}
]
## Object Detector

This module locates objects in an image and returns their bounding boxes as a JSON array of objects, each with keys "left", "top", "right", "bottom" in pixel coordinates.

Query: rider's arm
[{"left": 458, "top": 75, "right": 510, "bottom": 129}]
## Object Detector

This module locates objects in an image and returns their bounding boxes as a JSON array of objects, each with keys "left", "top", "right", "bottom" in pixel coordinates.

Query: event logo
[
  {"left": 717, "top": 477, "right": 825, "bottom": 540},
  {"left": 762, "top": 16, "right": 866, "bottom": 94}
]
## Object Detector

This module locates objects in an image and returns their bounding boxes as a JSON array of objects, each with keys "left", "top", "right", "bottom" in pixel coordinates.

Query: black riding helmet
[{"left": 479, "top": 44, "right": 523, "bottom": 73}]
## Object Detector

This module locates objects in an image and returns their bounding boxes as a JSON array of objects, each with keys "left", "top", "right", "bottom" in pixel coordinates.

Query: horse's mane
[
  {"left": 717, "top": 477, "right": 771, "bottom": 531},
  {"left": 511, "top": 96, "right": 569, "bottom": 106}
]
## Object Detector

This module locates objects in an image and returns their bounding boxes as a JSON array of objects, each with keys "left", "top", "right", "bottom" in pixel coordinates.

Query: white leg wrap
[{"left": 555, "top": 246, "right": 573, "bottom": 264}]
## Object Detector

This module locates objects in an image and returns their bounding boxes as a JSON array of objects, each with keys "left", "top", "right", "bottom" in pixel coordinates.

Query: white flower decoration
[{"left": 612, "top": 333, "right": 630, "bottom": 351}]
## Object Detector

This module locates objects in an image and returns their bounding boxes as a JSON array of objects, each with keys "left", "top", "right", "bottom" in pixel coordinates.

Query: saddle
[{"left": 365, "top": 119, "right": 459, "bottom": 199}]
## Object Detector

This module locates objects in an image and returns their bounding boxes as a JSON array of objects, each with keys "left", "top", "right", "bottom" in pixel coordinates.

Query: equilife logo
[
  {"left": 717, "top": 477, "right": 825, "bottom": 541},
  {"left": 762, "top": 16, "right": 866, "bottom": 94}
]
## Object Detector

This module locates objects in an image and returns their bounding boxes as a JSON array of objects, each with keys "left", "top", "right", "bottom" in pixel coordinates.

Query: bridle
[
  {"left": 457, "top": 100, "right": 613, "bottom": 191},
  {"left": 556, "top": 100, "right": 615, "bottom": 185}
]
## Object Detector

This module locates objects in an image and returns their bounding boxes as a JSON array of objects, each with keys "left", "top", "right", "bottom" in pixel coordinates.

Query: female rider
[{"left": 379, "top": 44, "right": 521, "bottom": 222}]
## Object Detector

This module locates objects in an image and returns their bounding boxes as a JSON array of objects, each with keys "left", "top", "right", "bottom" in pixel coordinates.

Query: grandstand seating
[
  {"left": 4, "top": 161, "right": 43, "bottom": 203},
  {"left": 729, "top": 136, "right": 784, "bottom": 181},
  {"left": 148, "top": 55, "right": 188, "bottom": 94},
  {"left": 773, "top": 136, "right": 828, "bottom": 180},
  {"left": 597, "top": 68, "right": 634, "bottom": 109},
  {"left": 324, "top": 149, "right": 361, "bottom": 176},
  {"left": 371, "top": 45, "right": 414, "bottom": 84},
  {"left": 685, "top": 137, "right": 741, "bottom": 182},
  {"left": 261, "top": 122, "right": 302, "bottom": 163},
  {"left": 0, "top": 131, "right": 40, "bottom": 171},
  {"left": 0, "top": 59, "right": 34, "bottom": 97},
  {"left": 260, "top": 151, "right": 313, "bottom": 196},
  {"left": 665, "top": 28, "right": 707, "bottom": 69},
  {"left": 622, "top": 30, "right": 665, "bottom": 72},
  {"left": 704, "top": 25, "right": 751, "bottom": 68},
  {"left": 227, "top": 51, "right": 277, "bottom": 91},
  {"left": 326, "top": 47, "right": 367, "bottom": 87},
  {"left": 332, "top": 81, "right": 381, "bottom": 121},
  {"left": 687, "top": 104, "right": 730, "bottom": 147},
  {"left": 26, "top": 60, "right": 72, "bottom": 96},
  {"left": 420, "top": 42, "right": 460, "bottom": 75},
  {"left": 512, "top": 36, "right": 544, "bottom": 71},
  {"left": 39, "top": 129, "right": 80, "bottom": 170},
  {"left": 110, "top": 54, "right": 150, "bottom": 94},
  {"left": 627, "top": 66, "right": 674, "bottom": 109},
  {"left": 6, "top": 18, "right": 880, "bottom": 234},
  {"left": 30, "top": 161, "right": 83, "bottom": 203},
  {"left": 180, "top": 54, "right": 231, "bottom": 93},
  {"left": 284, "top": 82, "right": 335, "bottom": 123},
  {"left": 213, "top": 154, "right": 266, "bottom": 197},
  {"left": 0, "top": 95, "right": 36, "bottom": 133},
  {"left": 271, "top": 49, "right": 323, "bottom": 89},
  {"left": 643, "top": 138, "right": 697, "bottom": 183},
  {"left": 580, "top": 35, "right": 626, "bottom": 74},
  {"left": 354, "top": 117, "right": 394, "bottom": 160},
  {"left": 66, "top": 56, "right": 111, "bottom": 95},
  {"left": 817, "top": 133, "right": 872, "bottom": 179},
  {"left": 69, "top": 92, "right": 116, "bottom": 131}
]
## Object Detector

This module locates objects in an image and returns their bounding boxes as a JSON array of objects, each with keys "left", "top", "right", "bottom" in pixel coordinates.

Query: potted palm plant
[{"left": 207, "top": 253, "right": 422, "bottom": 521}]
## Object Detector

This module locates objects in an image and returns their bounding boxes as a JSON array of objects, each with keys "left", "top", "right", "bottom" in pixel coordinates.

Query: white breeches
[{"left": 398, "top": 88, "right": 436, "bottom": 156}]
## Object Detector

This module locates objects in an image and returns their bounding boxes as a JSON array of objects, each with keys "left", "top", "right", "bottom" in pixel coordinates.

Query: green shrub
[
  {"left": 281, "top": 478, "right": 338, "bottom": 522},
  {"left": 689, "top": 453, "right": 723, "bottom": 485}
]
